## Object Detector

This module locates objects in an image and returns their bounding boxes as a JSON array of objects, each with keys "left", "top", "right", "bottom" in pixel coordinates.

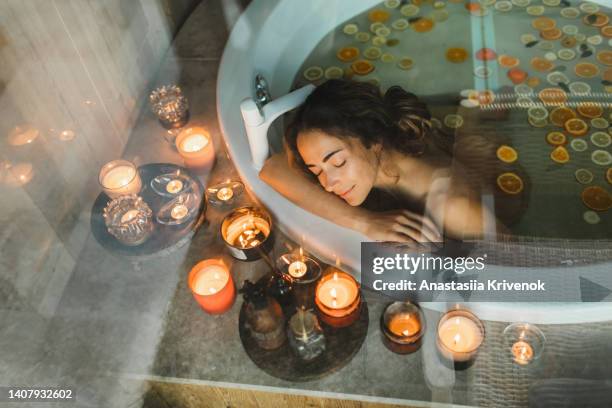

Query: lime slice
[
  {"left": 324, "top": 66, "right": 344, "bottom": 79},
  {"left": 391, "top": 18, "right": 410, "bottom": 31},
  {"left": 511, "top": 0, "right": 530, "bottom": 7},
  {"left": 591, "top": 118, "right": 609, "bottom": 129},
  {"left": 528, "top": 106, "right": 549, "bottom": 121},
  {"left": 355, "top": 32, "right": 371, "bottom": 42},
  {"left": 575, "top": 33, "right": 586, "bottom": 42},
  {"left": 591, "top": 132, "right": 611, "bottom": 148},
  {"left": 583, "top": 211, "right": 601, "bottom": 224},
  {"left": 400, "top": 4, "right": 420, "bottom": 16},
  {"left": 372, "top": 36, "right": 387, "bottom": 46},
  {"left": 527, "top": 5, "right": 545, "bottom": 15},
  {"left": 444, "top": 114, "right": 464, "bottom": 128},
  {"left": 538, "top": 41, "right": 554, "bottom": 50},
  {"left": 381, "top": 53, "right": 396, "bottom": 63},
  {"left": 376, "top": 26, "right": 391, "bottom": 37},
  {"left": 587, "top": 35, "right": 602, "bottom": 45},
  {"left": 364, "top": 46, "right": 383, "bottom": 60},
  {"left": 397, "top": 57, "right": 414, "bottom": 70},
  {"left": 575, "top": 168, "right": 594, "bottom": 184},
  {"left": 528, "top": 117, "right": 548, "bottom": 128},
  {"left": 568, "top": 81, "right": 591, "bottom": 95},
  {"left": 562, "top": 25, "right": 579, "bottom": 35},
  {"left": 560, "top": 7, "right": 580, "bottom": 18},
  {"left": 474, "top": 65, "right": 491, "bottom": 78},
  {"left": 303, "top": 66, "right": 323, "bottom": 81},
  {"left": 547, "top": 72, "right": 569, "bottom": 85},
  {"left": 495, "top": 1, "right": 513, "bottom": 11},
  {"left": 431, "top": 9, "right": 449, "bottom": 22},
  {"left": 384, "top": 0, "right": 401, "bottom": 8},
  {"left": 370, "top": 22, "right": 386, "bottom": 33},
  {"left": 520, "top": 33, "right": 537, "bottom": 44},
  {"left": 557, "top": 49, "right": 576, "bottom": 60},
  {"left": 592, "top": 150, "right": 612, "bottom": 166},
  {"left": 543, "top": 0, "right": 560, "bottom": 5},
  {"left": 343, "top": 24, "right": 359, "bottom": 35},
  {"left": 544, "top": 52, "right": 558, "bottom": 61},
  {"left": 570, "top": 138, "right": 588, "bottom": 152},
  {"left": 579, "top": 2, "right": 599, "bottom": 13},
  {"left": 434, "top": 1, "right": 447, "bottom": 9}
]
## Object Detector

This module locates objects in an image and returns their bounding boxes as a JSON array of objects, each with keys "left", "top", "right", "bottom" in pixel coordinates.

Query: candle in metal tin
[
  {"left": 503, "top": 322, "right": 545, "bottom": 366},
  {"left": 276, "top": 250, "right": 322, "bottom": 310},
  {"left": 380, "top": 301, "right": 425, "bottom": 354},
  {"left": 314, "top": 267, "right": 361, "bottom": 328},
  {"left": 221, "top": 206, "right": 272, "bottom": 261},
  {"left": 436, "top": 309, "right": 485, "bottom": 370}
]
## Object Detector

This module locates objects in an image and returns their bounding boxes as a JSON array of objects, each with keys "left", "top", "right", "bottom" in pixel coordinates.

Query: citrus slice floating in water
[
  {"left": 550, "top": 107, "right": 576, "bottom": 127},
  {"left": 412, "top": 18, "right": 434, "bottom": 32},
  {"left": 606, "top": 168, "right": 612, "bottom": 184},
  {"left": 397, "top": 57, "right": 414, "bottom": 70},
  {"left": 337, "top": 47, "right": 359, "bottom": 62},
  {"left": 351, "top": 60, "right": 375, "bottom": 75},
  {"left": 355, "top": 32, "right": 371, "bottom": 42},
  {"left": 324, "top": 66, "right": 344, "bottom": 79},
  {"left": 583, "top": 12, "right": 609, "bottom": 27},
  {"left": 446, "top": 47, "right": 468, "bottom": 63},
  {"left": 539, "top": 88, "right": 567, "bottom": 105},
  {"left": 575, "top": 62, "right": 600, "bottom": 78},
  {"left": 564, "top": 118, "right": 589, "bottom": 136},
  {"left": 577, "top": 103, "right": 603, "bottom": 119},
  {"left": 596, "top": 51, "right": 612, "bottom": 66},
  {"left": 364, "top": 47, "right": 383, "bottom": 60},
  {"left": 602, "top": 26, "right": 612, "bottom": 38},
  {"left": 541, "top": 28, "right": 562, "bottom": 40},
  {"left": 560, "top": 7, "right": 580, "bottom": 19},
  {"left": 498, "top": 54, "right": 520, "bottom": 68},
  {"left": 368, "top": 9, "right": 391, "bottom": 22},
  {"left": 528, "top": 105, "right": 549, "bottom": 121},
  {"left": 568, "top": 82, "right": 591, "bottom": 95},
  {"left": 343, "top": 24, "right": 359, "bottom": 35},
  {"left": 583, "top": 211, "right": 601, "bottom": 224},
  {"left": 560, "top": 35, "right": 577, "bottom": 48},
  {"left": 570, "top": 138, "right": 588, "bottom": 151},
  {"left": 581, "top": 186, "right": 611, "bottom": 211},
  {"left": 531, "top": 57, "right": 554, "bottom": 72},
  {"left": 592, "top": 150, "right": 612, "bottom": 166},
  {"left": 591, "top": 118, "right": 609, "bottom": 129},
  {"left": 546, "top": 131, "right": 567, "bottom": 146},
  {"left": 526, "top": 5, "right": 545, "bottom": 16},
  {"left": 400, "top": 4, "right": 420, "bottom": 16},
  {"left": 532, "top": 16, "right": 556, "bottom": 31},
  {"left": 557, "top": 48, "right": 576, "bottom": 60},
  {"left": 475, "top": 48, "right": 497, "bottom": 61},
  {"left": 591, "top": 132, "right": 611, "bottom": 148},
  {"left": 508, "top": 68, "right": 528, "bottom": 84},
  {"left": 497, "top": 172, "right": 524, "bottom": 194},
  {"left": 384, "top": 0, "right": 401, "bottom": 8},
  {"left": 526, "top": 76, "right": 541, "bottom": 88},
  {"left": 575, "top": 168, "right": 594, "bottom": 184},
  {"left": 496, "top": 145, "right": 518, "bottom": 163},
  {"left": 381, "top": 53, "right": 396, "bottom": 63},
  {"left": 550, "top": 146, "right": 570, "bottom": 163},
  {"left": 391, "top": 19, "right": 410, "bottom": 31},
  {"left": 303, "top": 66, "right": 323, "bottom": 81}
]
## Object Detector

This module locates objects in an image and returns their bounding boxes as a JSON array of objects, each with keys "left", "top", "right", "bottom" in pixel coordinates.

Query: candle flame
[
  {"left": 209, "top": 287, "right": 216, "bottom": 294},
  {"left": 330, "top": 287, "right": 337, "bottom": 299},
  {"left": 332, "top": 299, "right": 337, "bottom": 308},
  {"left": 402, "top": 329, "right": 410, "bottom": 336},
  {"left": 333, "top": 272, "right": 338, "bottom": 281},
  {"left": 453, "top": 333, "right": 461, "bottom": 345}
]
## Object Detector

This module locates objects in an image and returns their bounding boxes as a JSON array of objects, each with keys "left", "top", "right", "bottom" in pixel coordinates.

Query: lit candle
[
  {"left": 166, "top": 179, "right": 183, "bottom": 194},
  {"left": 175, "top": 126, "right": 215, "bottom": 170},
  {"left": 503, "top": 323, "right": 545, "bottom": 367},
  {"left": 120, "top": 209, "right": 140, "bottom": 223},
  {"left": 381, "top": 301, "right": 424, "bottom": 354},
  {"left": 288, "top": 260, "right": 307, "bottom": 278},
  {"left": 217, "top": 187, "right": 233, "bottom": 201},
  {"left": 437, "top": 310, "right": 485, "bottom": 369},
  {"left": 512, "top": 340, "right": 534, "bottom": 365},
  {"left": 99, "top": 160, "right": 142, "bottom": 199},
  {"left": 170, "top": 204, "right": 189, "bottom": 220},
  {"left": 188, "top": 259, "right": 236, "bottom": 314},
  {"left": 315, "top": 268, "right": 361, "bottom": 328}
]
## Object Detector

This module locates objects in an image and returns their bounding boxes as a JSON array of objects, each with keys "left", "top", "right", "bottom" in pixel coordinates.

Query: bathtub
[{"left": 217, "top": 0, "right": 612, "bottom": 323}]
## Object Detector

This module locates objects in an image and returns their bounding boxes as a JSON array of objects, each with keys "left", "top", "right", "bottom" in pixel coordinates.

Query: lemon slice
[
  {"left": 591, "top": 132, "right": 611, "bottom": 148},
  {"left": 520, "top": 33, "right": 537, "bottom": 44},
  {"left": 376, "top": 26, "right": 391, "bottom": 37},
  {"left": 495, "top": 1, "right": 513, "bottom": 11},
  {"left": 384, "top": 0, "right": 401, "bottom": 8},
  {"left": 372, "top": 36, "right": 387, "bottom": 46},
  {"left": 434, "top": 1, "right": 447, "bottom": 9},
  {"left": 560, "top": 7, "right": 580, "bottom": 18},
  {"left": 544, "top": 52, "right": 558, "bottom": 61},
  {"left": 527, "top": 5, "right": 545, "bottom": 15},
  {"left": 557, "top": 49, "right": 576, "bottom": 60},
  {"left": 570, "top": 138, "right": 588, "bottom": 151},
  {"left": 591, "top": 118, "right": 609, "bottom": 129},
  {"left": 474, "top": 65, "right": 491, "bottom": 78},
  {"left": 538, "top": 41, "right": 554, "bottom": 50},
  {"left": 515, "top": 84, "right": 533, "bottom": 96},
  {"left": 568, "top": 82, "right": 591, "bottom": 95},
  {"left": 528, "top": 106, "right": 549, "bottom": 121},
  {"left": 444, "top": 114, "right": 464, "bottom": 128},
  {"left": 397, "top": 57, "right": 414, "bottom": 70},
  {"left": 575, "top": 33, "right": 586, "bottom": 42},
  {"left": 511, "top": 0, "right": 530, "bottom": 7},
  {"left": 381, "top": 53, "right": 396, "bottom": 63},
  {"left": 303, "top": 66, "right": 323, "bottom": 81},
  {"left": 587, "top": 35, "right": 603, "bottom": 45},
  {"left": 543, "top": 0, "right": 560, "bottom": 5},
  {"left": 592, "top": 150, "right": 612, "bottom": 166},
  {"left": 370, "top": 22, "right": 386, "bottom": 33},
  {"left": 546, "top": 72, "right": 569, "bottom": 85},
  {"left": 355, "top": 32, "right": 371, "bottom": 42},
  {"left": 324, "top": 66, "right": 344, "bottom": 79},
  {"left": 562, "top": 25, "right": 579, "bottom": 35},
  {"left": 575, "top": 168, "right": 594, "bottom": 184},
  {"left": 583, "top": 210, "right": 601, "bottom": 224},
  {"left": 391, "top": 18, "right": 410, "bottom": 31},
  {"left": 579, "top": 2, "right": 599, "bottom": 13},
  {"left": 364, "top": 47, "right": 383, "bottom": 60},
  {"left": 400, "top": 4, "right": 420, "bottom": 16},
  {"left": 343, "top": 24, "right": 359, "bottom": 35}
]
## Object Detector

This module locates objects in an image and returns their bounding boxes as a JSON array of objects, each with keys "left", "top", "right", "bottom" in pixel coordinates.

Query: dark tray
[
  {"left": 91, "top": 163, "right": 205, "bottom": 259},
  {"left": 238, "top": 297, "right": 369, "bottom": 382}
]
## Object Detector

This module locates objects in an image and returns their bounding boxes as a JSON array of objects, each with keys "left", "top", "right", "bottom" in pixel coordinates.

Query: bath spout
[{"left": 240, "top": 84, "right": 315, "bottom": 170}]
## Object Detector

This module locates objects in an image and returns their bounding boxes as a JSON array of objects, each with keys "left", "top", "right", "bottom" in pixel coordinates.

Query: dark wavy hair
[{"left": 285, "top": 79, "right": 435, "bottom": 170}]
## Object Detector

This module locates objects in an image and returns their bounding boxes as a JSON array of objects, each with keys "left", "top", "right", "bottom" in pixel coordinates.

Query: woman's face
[{"left": 297, "top": 129, "right": 379, "bottom": 206}]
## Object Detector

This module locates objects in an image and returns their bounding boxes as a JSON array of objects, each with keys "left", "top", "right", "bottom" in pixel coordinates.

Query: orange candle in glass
[
  {"left": 315, "top": 268, "right": 361, "bottom": 328},
  {"left": 175, "top": 126, "right": 215, "bottom": 170},
  {"left": 381, "top": 301, "right": 424, "bottom": 354},
  {"left": 188, "top": 259, "right": 235, "bottom": 314}
]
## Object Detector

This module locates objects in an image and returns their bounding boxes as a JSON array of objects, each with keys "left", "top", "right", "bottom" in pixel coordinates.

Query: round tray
[
  {"left": 91, "top": 163, "right": 205, "bottom": 259},
  {"left": 238, "top": 296, "right": 369, "bottom": 382}
]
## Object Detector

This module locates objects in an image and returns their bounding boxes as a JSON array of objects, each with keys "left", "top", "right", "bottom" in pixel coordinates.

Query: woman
[{"left": 260, "top": 79, "right": 511, "bottom": 243}]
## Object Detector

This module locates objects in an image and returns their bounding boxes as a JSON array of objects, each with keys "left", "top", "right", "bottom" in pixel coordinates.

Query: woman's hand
[{"left": 357, "top": 209, "right": 443, "bottom": 243}]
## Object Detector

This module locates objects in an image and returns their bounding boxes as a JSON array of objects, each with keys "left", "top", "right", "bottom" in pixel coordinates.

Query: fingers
[
  {"left": 401, "top": 211, "right": 443, "bottom": 242},
  {"left": 396, "top": 215, "right": 440, "bottom": 244}
]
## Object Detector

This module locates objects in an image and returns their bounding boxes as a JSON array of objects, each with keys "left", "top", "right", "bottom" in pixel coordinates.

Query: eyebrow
[{"left": 306, "top": 149, "right": 343, "bottom": 168}]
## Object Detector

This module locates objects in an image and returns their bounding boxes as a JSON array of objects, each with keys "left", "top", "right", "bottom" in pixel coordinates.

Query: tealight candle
[
  {"left": 436, "top": 309, "right": 485, "bottom": 370},
  {"left": 170, "top": 204, "right": 189, "bottom": 220},
  {"left": 217, "top": 187, "right": 233, "bottom": 201},
  {"left": 277, "top": 252, "right": 322, "bottom": 309},
  {"left": 206, "top": 181, "right": 244, "bottom": 206},
  {"left": 7, "top": 125, "right": 39, "bottom": 146},
  {"left": 315, "top": 268, "right": 361, "bottom": 328},
  {"left": 512, "top": 341, "right": 533, "bottom": 365},
  {"left": 288, "top": 260, "right": 307, "bottom": 278},
  {"left": 503, "top": 322, "right": 545, "bottom": 367},
  {"left": 188, "top": 259, "right": 235, "bottom": 314},
  {"left": 166, "top": 179, "right": 183, "bottom": 194},
  {"left": 99, "top": 160, "right": 142, "bottom": 199},
  {"left": 381, "top": 301, "right": 425, "bottom": 354},
  {"left": 221, "top": 206, "right": 272, "bottom": 261},
  {"left": 175, "top": 126, "right": 215, "bottom": 170}
]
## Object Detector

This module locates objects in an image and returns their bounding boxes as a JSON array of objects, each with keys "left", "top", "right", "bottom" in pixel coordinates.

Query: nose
[{"left": 322, "top": 170, "right": 341, "bottom": 193}]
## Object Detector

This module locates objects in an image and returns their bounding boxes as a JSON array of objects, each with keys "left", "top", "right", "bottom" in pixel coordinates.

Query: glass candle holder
[
  {"left": 314, "top": 267, "right": 361, "bottom": 328},
  {"left": 99, "top": 160, "right": 142, "bottom": 199},
  {"left": 103, "top": 195, "right": 153, "bottom": 246},
  {"left": 175, "top": 126, "right": 215, "bottom": 171},
  {"left": 188, "top": 259, "right": 236, "bottom": 314},
  {"left": 206, "top": 180, "right": 244, "bottom": 207},
  {"left": 221, "top": 206, "right": 272, "bottom": 261},
  {"left": 288, "top": 309, "right": 326, "bottom": 361},
  {"left": 503, "top": 322, "right": 545, "bottom": 366},
  {"left": 436, "top": 309, "right": 485, "bottom": 370},
  {"left": 149, "top": 84, "right": 189, "bottom": 129},
  {"left": 276, "top": 252, "right": 321, "bottom": 310},
  {"left": 381, "top": 301, "right": 425, "bottom": 355}
]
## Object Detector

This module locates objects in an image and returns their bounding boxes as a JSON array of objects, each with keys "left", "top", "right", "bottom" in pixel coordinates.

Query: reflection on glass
[
  {"left": 7, "top": 125, "right": 39, "bottom": 146},
  {"left": 0, "top": 161, "right": 34, "bottom": 187}
]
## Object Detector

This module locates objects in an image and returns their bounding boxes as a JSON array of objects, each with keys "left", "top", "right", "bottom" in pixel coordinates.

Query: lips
[{"left": 339, "top": 185, "right": 355, "bottom": 198}]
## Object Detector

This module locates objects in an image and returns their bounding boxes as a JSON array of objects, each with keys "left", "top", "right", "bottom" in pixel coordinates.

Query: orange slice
[
  {"left": 530, "top": 57, "right": 554, "bottom": 72},
  {"left": 498, "top": 54, "right": 520, "bottom": 68},
  {"left": 575, "top": 62, "right": 600, "bottom": 78},
  {"left": 465, "top": 2, "right": 481, "bottom": 13},
  {"left": 539, "top": 88, "right": 567, "bottom": 105},
  {"left": 560, "top": 36, "right": 577, "bottom": 48},
  {"left": 577, "top": 103, "right": 603, "bottom": 119},
  {"left": 497, "top": 173, "right": 524, "bottom": 194},
  {"left": 604, "top": 68, "right": 612, "bottom": 82},
  {"left": 350, "top": 60, "right": 374, "bottom": 75},
  {"left": 581, "top": 186, "right": 612, "bottom": 211},
  {"left": 526, "top": 76, "right": 541, "bottom": 88},
  {"left": 337, "top": 47, "right": 360, "bottom": 62},
  {"left": 446, "top": 47, "right": 468, "bottom": 63},
  {"left": 550, "top": 146, "right": 570, "bottom": 163},
  {"left": 508, "top": 68, "right": 528, "bottom": 84},
  {"left": 532, "top": 17, "right": 556, "bottom": 31},
  {"left": 496, "top": 145, "right": 518, "bottom": 163},
  {"left": 368, "top": 9, "right": 391, "bottom": 22},
  {"left": 564, "top": 118, "right": 589, "bottom": 136},
  {"left": 596, "top": 51, "right": 612, "bottom": 66},
  {"left": 602, "top": 26, "right": 612, "bottom": 38},
  {"left": 606, "top": 168, "right": 612, "bottom": 184},
  {"left": 583, "top": 13, "right": 609, "bottom": 27},
  {"left": 540, "top": 28, "right": 562, "bottom": 40},
  {"left": 550, "top": 106, "right": 576, "bottom": 126},
  {"left": 412, "top": 17, "right": 434, "bottom": 32},
  {"left": 546, "top": 131, "right": 567, "bottom": 146}
]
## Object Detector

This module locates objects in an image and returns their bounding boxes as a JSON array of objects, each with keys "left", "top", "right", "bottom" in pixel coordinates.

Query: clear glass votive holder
[
  {"left": 103, "top": 195, "right": 153, "bottom": 246},
  {"left": 149, "top": 84, "right": 190, "bottom": 129},
  {"left": 287, "top": 309, "right": 326, "bottom": 361},
  {"left": 98, "top": 159, "right": 142, "bottom": 199},
  {"left": 503, "top": 322, "right": 545, "bottom": 366}
]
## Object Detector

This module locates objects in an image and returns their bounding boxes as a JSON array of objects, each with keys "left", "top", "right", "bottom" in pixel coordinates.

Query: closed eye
[{"left": 334, "top": 160, "right": 346, "bottom": 168}]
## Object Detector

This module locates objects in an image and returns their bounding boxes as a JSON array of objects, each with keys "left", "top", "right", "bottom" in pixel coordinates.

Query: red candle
[{"left": 188, "top": 259, "right": 235, "bottom": 314}]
